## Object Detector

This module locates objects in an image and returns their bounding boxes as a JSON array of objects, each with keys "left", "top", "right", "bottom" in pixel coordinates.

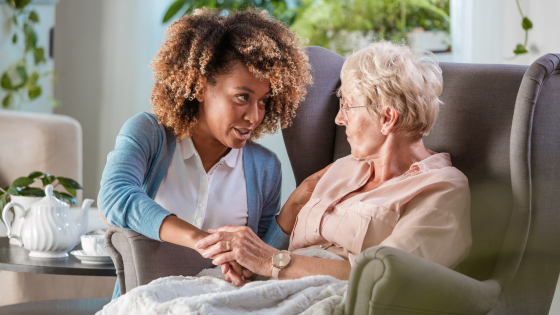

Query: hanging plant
[
  {"left": 1, "top": 0, "right": 60, "bottom": 109},
  {"left": 513, "top": 0, "right": 533, "bottom": 55}
]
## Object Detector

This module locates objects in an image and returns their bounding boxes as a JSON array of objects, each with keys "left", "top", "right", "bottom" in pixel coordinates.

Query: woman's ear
[
  {"left": 382, "top": 107, "right": 399, "bottom": 134},
  {"left": 196, "top": 80, "right": 207, "bottom": 103}
]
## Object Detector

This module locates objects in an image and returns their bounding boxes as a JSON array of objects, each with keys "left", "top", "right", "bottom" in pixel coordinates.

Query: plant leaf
[
  {"left": 13, "top": 176, "right": 34, "bottom": 188},
  {"left": 12, "top": 33, "right": 17, "bottom": 43},
  {"left": 7, "top": 184, "right": 19, "bottom": 195},
  {"left": 14, "top": 0, "right": 32, "bottom": 9},
  {"left": 56, "top": 191, "right": 77, "bottom": 205},
  {"left": 57, "top": 177, "right": 83, "bottom": 190},
  {"left": 63, "top": 186, "right": 77, "bottom": 197},
  {"left": 28, "top": 85, "right": 41, "bottom": 99},
  {"left": 2, "top": 94, "right": 13, "bottom": 109},
  {"left": 0, "top": 194, "right": 7, "bottom": 224},
  {"left": 28, "top": 171, "right": 44, "bottom": 179},
  {"left": 19, "top": 187, "right": 45, "bottom": 197},
  {"left": 48, "top": 96, "right": 61, "bottom": 108},
  {"left": 24, "top": 23, "right": 37, "bottom": 51},
  {"left": 28, "top": 71, "right": 39, "bottom": 86},
  {"left": 1, "top": 72, "right": 13, "bottom": 90},
  {"left": 522, "top": 17, "right": 533, "bottom": 30},
  {"left": 28, "top": 11, "right": 39, "bottom": 23},
  {"left": 15, "top": 65, "right": 27, "bottom": 87},
  {"left": 163, "top": 0, "right": 187, "bottom": 23},
  {"left": 41, "top": 174, "right": 56, "bottom": 186},
  {"left": 33, "top": 47, "right": 46, "bottom": 65},
  {"left": 514, "top": 44, "right": 528, "bottom": 55}
]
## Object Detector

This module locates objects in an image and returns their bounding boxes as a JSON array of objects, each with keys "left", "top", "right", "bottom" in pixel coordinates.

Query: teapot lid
[{"left": 32, "top": 185, "right": 68, "bottom": 208}]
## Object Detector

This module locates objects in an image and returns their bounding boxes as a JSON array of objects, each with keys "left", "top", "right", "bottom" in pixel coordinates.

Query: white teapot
[{"left": 2, "top": 185, "right": 94, "bottom": 258}]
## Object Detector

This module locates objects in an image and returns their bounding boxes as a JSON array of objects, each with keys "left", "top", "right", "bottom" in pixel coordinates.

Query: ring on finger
[{"left": 226, "top": 240, "right": 231, "bottom": 251}]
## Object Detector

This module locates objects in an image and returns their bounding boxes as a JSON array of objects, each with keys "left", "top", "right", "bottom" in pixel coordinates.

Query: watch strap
[{"left": 272, "top": 266, "right": 280, "bottom": 280}]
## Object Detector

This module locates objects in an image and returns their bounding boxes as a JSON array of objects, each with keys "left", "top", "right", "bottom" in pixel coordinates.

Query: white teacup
[{"left": 81, "top": 235, "right": 108, "bottom": 256}]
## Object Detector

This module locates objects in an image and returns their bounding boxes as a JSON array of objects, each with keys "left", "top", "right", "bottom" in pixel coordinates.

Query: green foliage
[
  {"left": 1, "top": 1, "right": 59, "bottom": 110},
  {"left": 162, "top": 0, "right": 449, "bottom": 56},
  {"left": 0, "top": 171, "right": 83, "bottom": 223},
  {"left": 290, "top": 0, "right": 449, "bottom": 55},
  {"left": 161, "top": 0, "right": 302, "bottom": 25}
]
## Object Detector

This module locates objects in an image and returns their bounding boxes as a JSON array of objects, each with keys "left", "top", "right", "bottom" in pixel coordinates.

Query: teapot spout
[{"left": 75, "top": 199, "right": 94, "bottom": 237}]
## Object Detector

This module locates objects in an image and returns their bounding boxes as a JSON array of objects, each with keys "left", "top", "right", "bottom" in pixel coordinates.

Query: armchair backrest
[{"left": 283, "top": 47, "right": 560, "bottom": 313}]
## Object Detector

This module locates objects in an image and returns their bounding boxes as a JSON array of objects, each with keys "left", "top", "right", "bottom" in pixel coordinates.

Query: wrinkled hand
[{"left": 196, "top": 226, "right": 276, "bottom": 278}]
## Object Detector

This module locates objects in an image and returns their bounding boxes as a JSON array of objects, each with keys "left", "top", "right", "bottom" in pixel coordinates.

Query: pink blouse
[{"left": 288, "top": 153, "right": 472, "bottom": 269}]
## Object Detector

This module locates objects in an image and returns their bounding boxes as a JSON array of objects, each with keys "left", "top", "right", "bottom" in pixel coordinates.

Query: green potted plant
[
  {"left": 1, "top": 0, "right": 60, "bottom": 110},
  {"left": 1, "top": 171, "right": 82, "bottom": 220}
]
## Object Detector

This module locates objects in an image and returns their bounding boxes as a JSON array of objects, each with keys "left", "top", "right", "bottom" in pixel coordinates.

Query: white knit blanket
[{"left": 97, "top": 250, "right": 348, "bottom": 315}]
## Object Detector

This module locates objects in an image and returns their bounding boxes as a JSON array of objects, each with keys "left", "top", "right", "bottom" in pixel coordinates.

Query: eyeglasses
[{"left": 338, "top": 96, "right": 376, "bottom": 120}]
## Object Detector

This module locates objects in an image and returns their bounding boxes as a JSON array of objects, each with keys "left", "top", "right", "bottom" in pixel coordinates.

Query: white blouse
[{"left": 153, "top": 137, "right": 248, "bottom": 232}]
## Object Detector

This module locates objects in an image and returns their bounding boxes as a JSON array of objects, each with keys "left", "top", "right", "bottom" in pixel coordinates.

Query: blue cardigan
[{"left": 98, "top": 112, "right": 290, "bottom": 251}]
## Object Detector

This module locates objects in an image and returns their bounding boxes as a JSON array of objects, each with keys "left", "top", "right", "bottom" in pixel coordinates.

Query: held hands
[{"left": 196, "top": 226, "right": 277, "bottom": 282}]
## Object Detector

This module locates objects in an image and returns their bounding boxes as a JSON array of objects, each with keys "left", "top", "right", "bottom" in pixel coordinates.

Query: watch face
[{"left": 273, "top": 252, "right": 290, "bottom": 267}]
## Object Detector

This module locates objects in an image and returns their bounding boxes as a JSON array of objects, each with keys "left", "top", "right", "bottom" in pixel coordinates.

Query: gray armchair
[
  {"left": 282, "top": 47, "right": 560, "bottom": 314},
  {"left": 105, "top": 48, "right": 560, "bottom": 314}
]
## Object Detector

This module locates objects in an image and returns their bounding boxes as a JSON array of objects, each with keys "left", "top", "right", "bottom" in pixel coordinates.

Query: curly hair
[{"left": 150, "top": 7, "right": 313, "bottom": 140}]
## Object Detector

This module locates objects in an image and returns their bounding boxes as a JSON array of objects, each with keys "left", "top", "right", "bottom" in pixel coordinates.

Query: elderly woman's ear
[{"left": 380, "top": 107, "right": 399, "bottom": 136}]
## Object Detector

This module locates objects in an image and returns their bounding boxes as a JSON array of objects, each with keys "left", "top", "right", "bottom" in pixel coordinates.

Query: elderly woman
[{"left": 197, "top": 40, "right": 472, "bottom": 282}]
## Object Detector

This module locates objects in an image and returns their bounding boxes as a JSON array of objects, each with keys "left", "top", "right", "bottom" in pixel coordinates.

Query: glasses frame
[{"left": 338, "top": 95, "right": 377, "bottom": 120}]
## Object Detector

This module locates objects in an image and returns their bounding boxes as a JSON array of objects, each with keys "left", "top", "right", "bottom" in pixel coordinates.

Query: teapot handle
[{"left": 2, "top": 202, "right": 25, "bottom": 247}]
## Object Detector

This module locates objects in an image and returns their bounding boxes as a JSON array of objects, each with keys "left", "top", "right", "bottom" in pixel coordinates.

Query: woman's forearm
[
  {"left": 159, "top": 215, "right": 209, "bottom": 254},
  {"left": 279, "top": 255, "right": 351, "bottom": 280},
  {"left": 275, "top": 196, "right": 303, "bottom": 234}
]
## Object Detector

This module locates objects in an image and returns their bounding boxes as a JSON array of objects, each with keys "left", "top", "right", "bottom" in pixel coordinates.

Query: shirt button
[{"left": 195, "top": 218, "right": 202, "bottom": 225}]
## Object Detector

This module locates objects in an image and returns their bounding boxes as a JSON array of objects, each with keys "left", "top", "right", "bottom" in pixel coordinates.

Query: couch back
[{"left": 283, "top": 47, "right": 560, "bottom": 313}]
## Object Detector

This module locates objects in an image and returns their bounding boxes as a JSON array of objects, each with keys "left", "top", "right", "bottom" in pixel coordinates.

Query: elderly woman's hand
[
  {"left": 196, "top": 226, "right": 277, "bottom": 277},
  {"left": 276, "top": 163, "right": 333, "bottom": 234}
]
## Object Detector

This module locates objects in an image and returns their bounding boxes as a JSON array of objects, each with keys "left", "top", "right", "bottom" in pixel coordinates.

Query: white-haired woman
[{"left": 198, "top": 40, "right": 472, "bottom": 282}]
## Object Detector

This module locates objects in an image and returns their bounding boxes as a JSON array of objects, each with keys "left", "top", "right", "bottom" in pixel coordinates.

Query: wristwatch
[{"left": 271, "top": 250, "right": 291, "bottom": 280}]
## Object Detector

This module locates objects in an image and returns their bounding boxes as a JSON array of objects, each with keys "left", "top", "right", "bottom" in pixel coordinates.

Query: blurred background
[{"left": 1, "top": 0, "right": 559, "bottom": 207}]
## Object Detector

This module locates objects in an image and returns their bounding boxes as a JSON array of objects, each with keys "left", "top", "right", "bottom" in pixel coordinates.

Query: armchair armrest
[
  {"left": 346, "top": 246, "right": 502, "bottom": 315},
  {"left": 105, "top": 225, "right": 214, "bottom": 295}
]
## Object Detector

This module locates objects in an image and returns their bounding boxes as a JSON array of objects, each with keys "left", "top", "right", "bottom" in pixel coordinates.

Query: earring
[{"left": 381, "top": 129, "right": 385, "bottom": 135}]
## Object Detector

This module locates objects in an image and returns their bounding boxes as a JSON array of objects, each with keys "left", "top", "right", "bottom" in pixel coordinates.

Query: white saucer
[{"left": 70, "top": 250, "right": 113, "bottom": 265}]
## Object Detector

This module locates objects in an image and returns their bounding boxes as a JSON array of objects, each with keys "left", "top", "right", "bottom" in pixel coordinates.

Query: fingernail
[{"left": 202, "top": 252, "right": 207, "bottom": 258}]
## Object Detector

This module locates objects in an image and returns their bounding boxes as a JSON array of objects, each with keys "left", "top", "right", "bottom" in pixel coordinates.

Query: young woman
[{"left": 98, "top": 8, "right": 312, "bottom": 298}]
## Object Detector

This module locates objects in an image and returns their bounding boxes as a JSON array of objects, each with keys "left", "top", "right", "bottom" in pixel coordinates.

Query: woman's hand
[
  {"left": 289, "top": 163, "right": 333, "bottom": 208},
  {"left": 196, "top": 226, "right": 277, "bottom": 277},
  {"left": 221, "top": 261, "right": 252, "bottom": 286},
  {"left": 276, "top": 163, "right": 333, "bottom": 234}
]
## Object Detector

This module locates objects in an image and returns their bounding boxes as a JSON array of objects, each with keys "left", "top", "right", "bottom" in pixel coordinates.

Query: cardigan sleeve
[
  {"left": 260, "top": 161, "right": 290, "bottom": 250},
  {"left": 98, "top": 113, "right": 173, "bottom": 241}
]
